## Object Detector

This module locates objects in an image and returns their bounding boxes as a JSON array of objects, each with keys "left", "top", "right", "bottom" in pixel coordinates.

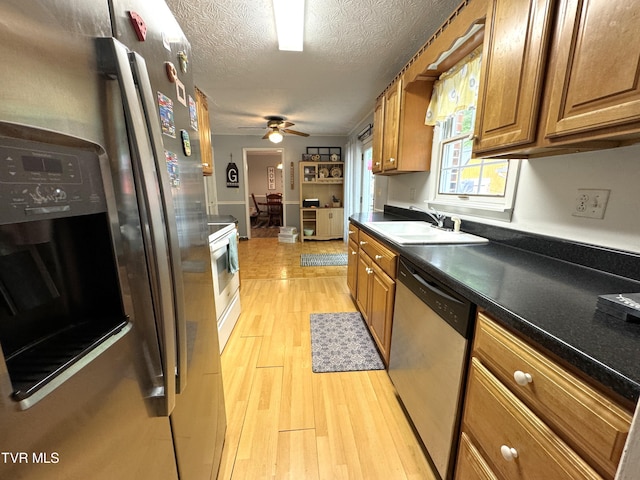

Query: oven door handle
[{"left": 211, "top": 235, "right": 231, "bottom": 251}]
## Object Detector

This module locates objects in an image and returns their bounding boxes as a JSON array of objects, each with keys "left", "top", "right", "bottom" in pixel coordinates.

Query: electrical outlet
[{"left": 572, "top": 189, "right": 610, "bottom": 219}]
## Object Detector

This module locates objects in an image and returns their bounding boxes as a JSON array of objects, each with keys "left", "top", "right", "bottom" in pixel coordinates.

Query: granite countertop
[{"left": 350, "top": 210, "right": 640, "bottom": 405}]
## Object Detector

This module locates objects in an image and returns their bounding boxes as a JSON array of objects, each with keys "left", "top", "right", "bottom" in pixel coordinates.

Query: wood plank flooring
[{"left": 217, "top": 238, "right": 436, "bottom": 480}]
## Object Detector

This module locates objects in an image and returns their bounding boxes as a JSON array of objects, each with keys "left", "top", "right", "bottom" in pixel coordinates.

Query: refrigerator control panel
[{"left": 0, "top": 136, "right": 107, "bottom": 222}]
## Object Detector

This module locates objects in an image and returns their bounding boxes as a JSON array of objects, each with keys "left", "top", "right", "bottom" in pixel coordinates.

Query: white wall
[
  {"left": 247, "top": 153, "right": 283, "bottom": 200},
  {"left": 384, "top": 143, "right": 640, "bottom": 253}
]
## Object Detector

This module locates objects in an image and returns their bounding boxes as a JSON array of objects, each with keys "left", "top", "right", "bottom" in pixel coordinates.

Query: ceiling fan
[{"left": 262, "top": 116, "right": 309, "bottom": 143}]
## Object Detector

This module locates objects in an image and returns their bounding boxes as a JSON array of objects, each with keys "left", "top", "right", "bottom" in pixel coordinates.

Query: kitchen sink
[{"left": 363, "top": 221, "right": 488, "bottom": 245}]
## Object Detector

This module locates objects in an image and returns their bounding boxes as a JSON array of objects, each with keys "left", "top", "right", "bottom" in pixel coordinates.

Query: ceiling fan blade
[
  {"left": 279, "top": 121, "right": 294, "bottom": 129},
  {"left": 283, "top": 128, "right": 309, "bottom": 137},
  {"left": 262, "top": 131, "right": 271, "bottom": 139}
]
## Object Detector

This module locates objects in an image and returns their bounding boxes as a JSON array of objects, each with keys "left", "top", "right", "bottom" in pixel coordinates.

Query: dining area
[{"left": 251, "top": 193, "right": 283, "bottom": 236}]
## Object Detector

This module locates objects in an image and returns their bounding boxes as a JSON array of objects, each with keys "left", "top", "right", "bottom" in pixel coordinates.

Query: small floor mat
[
  {"left": 300, "top": 253, "right": 348, "bottom": 267},
  {"left": 310, "top": 312, "right": 385, "bottom": 373}
]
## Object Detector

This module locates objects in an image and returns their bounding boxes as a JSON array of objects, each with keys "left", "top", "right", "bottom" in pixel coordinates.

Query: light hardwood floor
[{"left": 217, "top": 237, "right": 436, "bottom": 480}]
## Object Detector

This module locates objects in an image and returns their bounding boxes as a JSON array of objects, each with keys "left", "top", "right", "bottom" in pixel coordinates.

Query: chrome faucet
[{"left": 409, "top": 205, "right": 446, "bottom": 228}]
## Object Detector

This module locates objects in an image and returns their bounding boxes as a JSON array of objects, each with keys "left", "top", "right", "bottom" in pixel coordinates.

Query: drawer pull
[
  {"left": 348, "top": 230, "right": 355, "bottom": 234},
  {"left": 366, "top": 267, "right": 373, "bottom": 274},
  {"left": 500, "top": 445, "right": 519, "bottom": 462},
  {"left": 360, "top": 241, "right": 368, "bottom": 246},
  {"left": 375, "top": 255, "right": 383, "bottom": 260},
  {"left": 351, "top": 250, "right": 357, "bottom": 255},
  {"left": 513, "top": 370, "right": 533, "bottom": 386}
]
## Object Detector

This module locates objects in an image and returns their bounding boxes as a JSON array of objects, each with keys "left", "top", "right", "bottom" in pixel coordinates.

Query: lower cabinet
[
  {"left": 455, "top": 312, "right": 632, "bottom": 480},
  {"left": 356, "top": 250, "right": 395, "bottom": 365},
  {"left": 351, "top": 228, "right": 397, "bottom": 366},
  {"left": 300, "top": 208, "right": 344, "bottom": 241},
  {"left": 316, "top": 208, "right": 344, "bottom": 239},
  {"left": 346, "top": 238, "right": 358, "bottom": 299}
]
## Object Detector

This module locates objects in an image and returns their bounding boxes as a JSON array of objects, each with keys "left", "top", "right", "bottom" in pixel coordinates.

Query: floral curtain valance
[{"left": 425, "top": 46, "right": 482, "bottom": 126}]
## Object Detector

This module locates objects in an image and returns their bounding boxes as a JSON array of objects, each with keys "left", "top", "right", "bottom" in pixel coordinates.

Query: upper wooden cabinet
[
  {"left": 544, "top": 0, "right": 640, "bottom": 140},
  {"left": 474, "top": 0, "right": 640, "bottom": 157},
  {"left": 372, "top": 96, "right": 384, "bottom": 174},
  {"left": 373, "top": 77, "right": 434, "bottom": 175},
  {"left": 382, "top": 79, "right": 402, "bottom": 172},
  {"left": 195, "top": 87, "right": 213, "bottom": 176},
  {"left": 473, "top": 0, "right": 555, "bottom": 155}
]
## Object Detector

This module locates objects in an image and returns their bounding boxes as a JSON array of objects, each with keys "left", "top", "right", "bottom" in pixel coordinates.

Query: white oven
[{"left": 208, "top": 222, "right": 241, "bottom": 352}]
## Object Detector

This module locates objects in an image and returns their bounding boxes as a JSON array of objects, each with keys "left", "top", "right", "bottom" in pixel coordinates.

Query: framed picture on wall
[{"left": 267, "top": 166, "right": 276, "bottom": 190}]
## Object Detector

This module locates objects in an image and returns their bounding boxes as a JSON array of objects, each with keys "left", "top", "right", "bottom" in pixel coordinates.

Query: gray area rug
[
  {"left": 300, "top": 253, "right": 348, "bottom": 267},
  {"left": 310, "top": 312, "right": 385, "bottom": 373}
]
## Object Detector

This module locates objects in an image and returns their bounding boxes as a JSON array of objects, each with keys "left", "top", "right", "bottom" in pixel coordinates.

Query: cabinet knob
[
  {"left": 389, "top": 158, "right": 395, "bottom": 163},
  {"left": 366, "top": 267, "right": 373, "bottom": 274},
  {"left": 375, "top": 162, "right": 381, "bottom": 166},
  {"left": 500, "top": 445, "right": 518, "bottom": 462},
  {"left": 351, "top": 250, "right": 357, "bottom": 255},
  {"left": 348, "top": 230, "right": 355, "bottom": 234},
  {"left": 513, "top": 370, "right": 533, "bottom": 386},
  {"left": 360, "top": 241, "right": 368, "bottom": 245},
  {"left": 375, "top": 255, "right": 383, "bottom": 260}
]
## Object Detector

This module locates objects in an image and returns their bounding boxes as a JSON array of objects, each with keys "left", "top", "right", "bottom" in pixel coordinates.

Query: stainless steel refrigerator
[{"left": 0, "top": 1, "right": 226, "bottom": 479}]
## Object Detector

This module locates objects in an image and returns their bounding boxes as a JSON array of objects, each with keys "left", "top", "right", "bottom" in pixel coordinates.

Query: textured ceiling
[{"left": 166, "top": 0, "right": 462, "bottom": 137}]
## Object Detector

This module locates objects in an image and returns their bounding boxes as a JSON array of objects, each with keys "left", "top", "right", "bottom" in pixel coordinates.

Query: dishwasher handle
[
  {"left": 410, "top": 270, "right": 465, "bottom": 306},
  {"left": 398, "top": 258, "right": 474, "bottom": 338}
]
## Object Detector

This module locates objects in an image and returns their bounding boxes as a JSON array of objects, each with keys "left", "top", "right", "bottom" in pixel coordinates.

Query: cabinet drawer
[
  {"left": 463, "top": 358, "right": 601, "bottom": 480},
  {"left": 456, "top": 432, "right": 499, "bottom": 480},
  {"left": 358, "top": 231, "right": 397, "bottom": 278},
  {"left": 347, "top": 223, "right": 359, "bottom": 244},
  {"left": 473, "top": 312, "right": 631, "bottom": 478}
]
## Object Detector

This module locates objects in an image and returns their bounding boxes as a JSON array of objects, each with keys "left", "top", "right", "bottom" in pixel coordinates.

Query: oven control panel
[{"left": 0, "top": 136, "right": 107, "bottom": 223}]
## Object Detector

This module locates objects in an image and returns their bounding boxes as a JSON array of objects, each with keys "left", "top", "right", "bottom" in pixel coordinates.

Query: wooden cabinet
[
  {"left": 382, "top": 79, "right": 402, "bottom": 172},
  {"left": 372, "top": 97, "right": 385, "bottom": 174},
  {"left": 353, "top": 230, "right": 397, "bottom": 366},
  {"left": 195, "top": 87, "right": 213, "bottom": 176},
  {"left": 462, "top": 358, "right": 602, "bottom": 480},
  {"left": 347, "top": 239, "right": 358, "bottom": 299},
  {"left": 347, "top": 223, "right": 359, "bottom": 299},
  {"left": 544, "top": 0, "right": 640, "bottom": 140},
  {"left": 316, "top": 208, "right": 343, "bottom": 238},
  {"left": 455, "top": 312, "right": 632, "bottom": 480},
  {"left": 474, "top": 0, "right": 640, "bottom": 157},
  {"left": 367, "top": 260, "right": 395, "bottom": 363},
  {"left": 299, "top": 161, "right": 344, "bottom": 242},
  {"left": 473, "top": 0, "right": 555, "bottom": 155},
  {"left": 372, "top": 77, "right": 434, "bottom": 175}
]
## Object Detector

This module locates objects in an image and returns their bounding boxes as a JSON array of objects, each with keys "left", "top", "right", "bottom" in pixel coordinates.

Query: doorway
[{"left": 242, "top": 148, "right": 284, "bottom": 239}]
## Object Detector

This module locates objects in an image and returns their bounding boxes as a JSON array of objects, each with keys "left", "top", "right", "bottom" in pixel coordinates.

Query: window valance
[{"left": 425, "top": 46, "right": 482, "bottom": 126}]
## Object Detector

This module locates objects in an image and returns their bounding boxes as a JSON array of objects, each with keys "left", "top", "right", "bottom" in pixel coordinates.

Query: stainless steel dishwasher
[{"left": 389, "top": 257, "right": 474, "bottom": 480}]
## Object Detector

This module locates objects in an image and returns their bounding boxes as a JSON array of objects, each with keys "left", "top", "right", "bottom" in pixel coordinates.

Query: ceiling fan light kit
[
  {"left": 268, "top": 130, "right": 283, "bottom": 143},
  {"left": 273, "top": 0, "right": 305, "bottom": 51},
  {"left": 261, "top": 116, "right": 309, "bottom": 142}
]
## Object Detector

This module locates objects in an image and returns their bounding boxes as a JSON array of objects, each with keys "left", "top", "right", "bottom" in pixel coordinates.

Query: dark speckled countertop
[{"left": 350, "top": 208, "right": 640, "bottom": 406}]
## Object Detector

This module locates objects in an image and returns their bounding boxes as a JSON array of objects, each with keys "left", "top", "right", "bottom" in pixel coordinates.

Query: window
[{"left": 426, "top": 49, "right": 520, "bottom": 221}]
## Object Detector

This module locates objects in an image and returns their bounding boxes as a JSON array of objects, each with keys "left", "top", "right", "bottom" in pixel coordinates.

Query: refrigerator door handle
[
  {"left": 128, "top": 51, "right": 188, "bottom": 395},
  {"left": 96, "top": 37, "right": 176, "bottom": 415}
]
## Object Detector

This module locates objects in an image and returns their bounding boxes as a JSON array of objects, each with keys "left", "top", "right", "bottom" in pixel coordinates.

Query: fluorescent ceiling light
[{"left": 273, "top": 0, "right": 305, "bottom": 51}]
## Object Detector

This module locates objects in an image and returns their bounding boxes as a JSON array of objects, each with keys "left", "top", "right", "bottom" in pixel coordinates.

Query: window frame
[{"left": 429, "top": 123, "right": 521, "bottom": 221}]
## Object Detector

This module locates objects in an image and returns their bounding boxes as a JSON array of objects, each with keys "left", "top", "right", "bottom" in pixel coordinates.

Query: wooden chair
[
  {"left": 251, "top": 193, "right": 269, "bottom": 227},
  {"left": 265, "top": 193, "right": 283, "bottom": 227}
]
